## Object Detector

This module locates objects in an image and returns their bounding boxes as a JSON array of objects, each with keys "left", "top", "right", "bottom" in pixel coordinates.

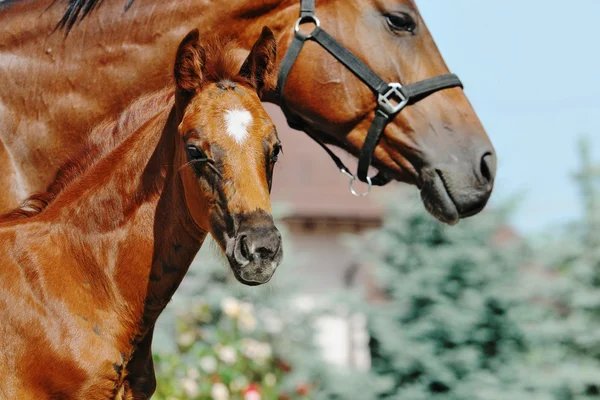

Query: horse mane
[
  {"left": 56, "top": 0, "right": 135, "bottom": 33},
  {"left": 0, "top": 0, "right": 133, "bottom": 33},
  {"left": 0, "top": 36, "right": 245, "bottom": 223}
]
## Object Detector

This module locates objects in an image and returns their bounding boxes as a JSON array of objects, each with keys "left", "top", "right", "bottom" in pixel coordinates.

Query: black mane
[
  {"left": 56, "top": 0, "right": 135, "bottom": 33},
  {"left": 0, "top": 0, "right": 22, "bottom": 10}
]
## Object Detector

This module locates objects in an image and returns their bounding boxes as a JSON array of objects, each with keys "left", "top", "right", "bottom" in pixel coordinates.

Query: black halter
[{"left": 277, "top": 0, "right": 464, "bottom": 196}]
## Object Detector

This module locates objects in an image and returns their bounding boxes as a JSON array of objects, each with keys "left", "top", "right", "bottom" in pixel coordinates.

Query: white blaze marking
[{"left": 224, "top": 108, "right": 253, "bottom": 144}]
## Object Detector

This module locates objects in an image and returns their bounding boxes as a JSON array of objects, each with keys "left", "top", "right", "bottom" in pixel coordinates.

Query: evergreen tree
[
  {"left": 573, "top": 137, "right": 600, "bottom": 249},
  {"left": 524, "top": 137, "right": 600, "bottom": 399},
  {"left": 351, "top": 193, "right": 555, "bottom": 399}
]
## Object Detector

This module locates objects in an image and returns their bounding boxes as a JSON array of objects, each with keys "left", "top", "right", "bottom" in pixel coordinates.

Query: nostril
[
  {"left": 235, "top": 229, "right": 281, "bottom": 264},
  {"left": 239, "top": 235, "right": 250, "bottom": 261},
  {"left": 241, "top": 236, "right": 250, "bottom": 260},
  {"left": 480, "top": 152, "right": 495, "bottom": 183},
  {"left": 254, "top": 246, "right": 273, "bottom": 259}
]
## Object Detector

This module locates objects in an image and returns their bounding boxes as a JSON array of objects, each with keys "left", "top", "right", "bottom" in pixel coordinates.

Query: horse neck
[
  {"left": 1, "top": 0, "right": 299, "bottom": 78},
  {"left": 46, "top": 99, "right": 206, "bottom": 343},
  {"left": 0, "top": 0, "right": 300, "bottom": 128},
  {"left": 0, "top": 0, "right": 300, "bottom": 208}
]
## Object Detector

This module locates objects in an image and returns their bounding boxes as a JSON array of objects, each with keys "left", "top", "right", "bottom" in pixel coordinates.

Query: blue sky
[{"left": 417, "top": 0, "right": 600, "bottom": 233}]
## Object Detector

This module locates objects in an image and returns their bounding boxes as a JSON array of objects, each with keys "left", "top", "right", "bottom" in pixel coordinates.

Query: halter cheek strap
[{"left": 277, "top": 0, "right": 463, "bottom": 196}]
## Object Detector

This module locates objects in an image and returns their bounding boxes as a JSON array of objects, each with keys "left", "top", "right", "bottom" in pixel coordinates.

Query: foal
[{"left": 0, "top": 28, "right": 282, "bottom": 399}]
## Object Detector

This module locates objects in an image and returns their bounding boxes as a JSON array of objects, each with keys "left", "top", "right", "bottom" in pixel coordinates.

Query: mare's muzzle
[{"left": 418, "top": 131, "right": 496, "bottom": 225}]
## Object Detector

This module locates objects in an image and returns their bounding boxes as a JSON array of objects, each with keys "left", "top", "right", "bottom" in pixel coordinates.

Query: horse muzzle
[
  {"left": 226, "top": 219, "right": 283, "bottom": 286},
  {"left": 419, "top": 145, "right": 496, "bottom": 225}
]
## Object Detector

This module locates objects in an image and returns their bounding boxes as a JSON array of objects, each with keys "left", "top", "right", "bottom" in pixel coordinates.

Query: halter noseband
[{"left": 277, "top": 0, "right": 463, "bottom": 196}]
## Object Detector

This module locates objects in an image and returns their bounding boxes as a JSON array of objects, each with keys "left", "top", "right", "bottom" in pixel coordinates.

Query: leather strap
[
  {"left": 311, "top": 27, "right": 388, "bottom": 95},
  {"left": 402, "top": 74, "right": 463, "bottom": 104},
  {"left": 357, "top": 110, "right": 390, "bottom": 183},
  {"left": 299, "top": 0, "right": 315, "bottom": 17},
  {"left": 276, "top": 35, "right": 306, "bottom": 107},
  {"left": 276, "top": 0, "right": 463, "bottom": 187}
]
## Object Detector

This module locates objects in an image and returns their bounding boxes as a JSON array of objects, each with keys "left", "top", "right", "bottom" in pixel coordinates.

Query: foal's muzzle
[{"left": 226, "top": 213, "right": 283, "bottom": 286}]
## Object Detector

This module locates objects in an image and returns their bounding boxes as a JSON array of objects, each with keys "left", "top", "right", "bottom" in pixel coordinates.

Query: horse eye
[
  {"left": 385, "top": 13, "right": 416, "bottom": 33},
  {"left": 187, "top": 145, "right": 207, "bottom": 160},
  {"left": 271, "top": 144, "right": 282, "bottom": 163}
]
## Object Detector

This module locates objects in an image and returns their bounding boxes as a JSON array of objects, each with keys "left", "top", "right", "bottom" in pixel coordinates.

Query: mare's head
[
  {"left": 174, "top": 28, "right": 282, "bottom": 285},
  {"left": 276, "top": 0, "right": 496, "bottom": 225}
]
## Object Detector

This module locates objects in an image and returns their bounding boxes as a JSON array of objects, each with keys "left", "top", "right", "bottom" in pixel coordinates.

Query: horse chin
[
  {"left": 372, "top": 164, "right": 458, "bottom": 225},
  {"left": 227, "top": 260, "right": 275, "bottom": 286},
  {"left": 418, "top": 168, "right": 460, "bottom": 226},
  {"left": 224, "top": 247, "right": 277, "bottom": 286}
]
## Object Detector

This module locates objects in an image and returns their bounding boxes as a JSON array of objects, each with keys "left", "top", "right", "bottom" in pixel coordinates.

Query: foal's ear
[
  {"left": 239, "top": 27, "right": 277, "bottom": 97},
  {"left": 174, "top": 29, "right": 206, "bottom": 94}
]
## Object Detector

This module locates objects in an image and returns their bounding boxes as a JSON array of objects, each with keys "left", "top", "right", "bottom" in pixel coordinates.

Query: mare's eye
[
  {"left": 187, "top": 145, "right": 207, "bottom": 160},
  {"left": 385, "top": 13, "right": 416, "bottom": 33},
  {"left": 271, "top": 144, "right": 282, "bottom": 163}
]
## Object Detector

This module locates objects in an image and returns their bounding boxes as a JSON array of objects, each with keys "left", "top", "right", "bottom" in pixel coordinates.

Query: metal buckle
[
  {"left": 378, "top": 83, "right": 409, "bottom": 116},
  {"left": 294, "top": 15, "right": 321, "bottom": 40},
  {"left": 341, "top": 168, "right": 372, "bottom": 197}
]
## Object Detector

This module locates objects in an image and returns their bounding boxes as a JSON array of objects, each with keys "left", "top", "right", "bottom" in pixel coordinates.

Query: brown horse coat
[
  {"left": 0, "top": 28, "right": 282, "bottom": 399},
  {"left": 0, "top": 0, "right": 495, "bottom": 224}
]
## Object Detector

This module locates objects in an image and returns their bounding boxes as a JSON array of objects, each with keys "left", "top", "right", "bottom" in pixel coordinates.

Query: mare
[
  {"left": 0, "top": 27, "right": 283, "bottom": 399},
  {"left": 0, "top": 0, "right": 496, "bottom": 224}
]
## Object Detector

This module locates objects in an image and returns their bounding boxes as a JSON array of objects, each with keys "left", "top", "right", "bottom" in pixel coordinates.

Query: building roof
[{"left": 266, "top": 104, "right": 389, "bottom": 220}]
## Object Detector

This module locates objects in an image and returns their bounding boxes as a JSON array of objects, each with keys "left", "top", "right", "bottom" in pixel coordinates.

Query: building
[
  {"left": 266, "top": 105, "right": 393, "bottom": 368},
  {"left": 267, "top": 104, "right": 388, "bottom": 294}
]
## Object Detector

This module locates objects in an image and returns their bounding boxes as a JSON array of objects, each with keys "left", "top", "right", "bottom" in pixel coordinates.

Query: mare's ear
[
  {"left": 239, "top": 27, "right": 277, "bottom": 97},
  {"left": 174, "top": 29, "right": 206, "bottom": 94}
]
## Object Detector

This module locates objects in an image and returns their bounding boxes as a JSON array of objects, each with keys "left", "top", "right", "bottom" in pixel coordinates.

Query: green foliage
[
  {"left": 350, "top": 137, "right": 600, "bottom": 400},
  {"left": 348, "top": 193, "right": 560, "bottom": 399},
  {"left": 573, "top": 137, "right": 600, "bottom": 248},
  {"left": 153, "top": 296, "right": 312, "bottom": 400},
  {"left": 522, "top": 138, "right": 600, "bottom": 399}
]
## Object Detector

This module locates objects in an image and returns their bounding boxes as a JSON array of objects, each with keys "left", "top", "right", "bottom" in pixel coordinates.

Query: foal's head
[{"left": 174, "top": 28, "right": 282, "bottom": 285}]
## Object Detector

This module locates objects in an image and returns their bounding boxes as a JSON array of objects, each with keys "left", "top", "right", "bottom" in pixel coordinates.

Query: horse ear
[
  {"left": 239, "top": 27, "right": 277, "bottom": 97},
  {"left": 174, "top": 29, "right": 206, "bottom": 94}
]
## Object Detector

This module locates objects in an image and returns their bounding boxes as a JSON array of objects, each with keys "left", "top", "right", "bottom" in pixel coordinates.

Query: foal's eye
[
  {"left": 385, "top": 13, "right": 416, "bottom": 33},
  {"left": 271, "top": 144, "right": 282, "bottom": 163},
  {"left": 186, "top": 145, "right": 207, "bottom": 160}
]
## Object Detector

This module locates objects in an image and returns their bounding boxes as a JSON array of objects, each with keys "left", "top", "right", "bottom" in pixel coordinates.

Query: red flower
[
  {"left": 275, "top": 359, "right": 292, "bottom": 372},
  {"left": 243, "top": 383, "right": 261, "bottom": 395},
  {"left": 296, "top": 383, "right": 310, "bottom": 395}
]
